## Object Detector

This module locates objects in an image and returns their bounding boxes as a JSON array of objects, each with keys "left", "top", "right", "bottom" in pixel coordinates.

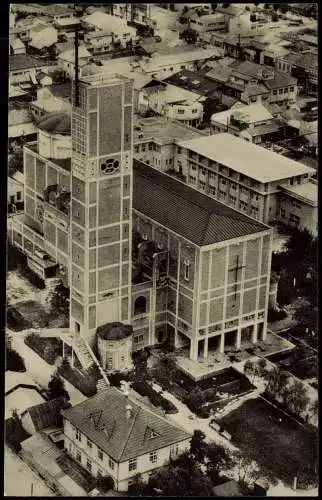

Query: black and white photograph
[{"left": 6, "top": 2, "right": 318, "bottom": 497}]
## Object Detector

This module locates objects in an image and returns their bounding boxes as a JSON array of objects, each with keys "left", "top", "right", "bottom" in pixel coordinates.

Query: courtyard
[{"left": 218, "top": 397, "right": 318, "bottom": 487}]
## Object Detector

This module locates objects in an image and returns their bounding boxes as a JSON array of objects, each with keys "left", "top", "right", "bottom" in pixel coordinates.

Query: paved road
[
  {"left": 9, "top": 329, "right": 87, "bottom": 406},
  {"left": 5, "top": 446, "right": 54, "bottom": 497}
]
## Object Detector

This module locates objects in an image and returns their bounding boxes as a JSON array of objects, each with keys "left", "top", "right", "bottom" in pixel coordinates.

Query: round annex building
[{"left": 97, "top": 322, "right": 133, "bottom": 373}]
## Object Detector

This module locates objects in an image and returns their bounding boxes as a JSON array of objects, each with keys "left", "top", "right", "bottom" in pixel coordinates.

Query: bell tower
[{"left": 70, "top": 72, "right": 134, "bottom": 346}]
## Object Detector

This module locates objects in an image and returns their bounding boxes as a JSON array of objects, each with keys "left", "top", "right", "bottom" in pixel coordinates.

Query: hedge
[
  {"left": 25, "top": 333, "right": 62, "bottom": 365},
  {"left": 57, "top": 365, "right": 97, "bottom": 398},
  {"left": 132, "top": 381, "right": 177, "bottom": 414}
]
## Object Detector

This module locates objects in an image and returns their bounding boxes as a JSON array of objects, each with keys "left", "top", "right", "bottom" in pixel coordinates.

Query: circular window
[{"left": 101, "top": 158, "right": 119, "bottom": 175}]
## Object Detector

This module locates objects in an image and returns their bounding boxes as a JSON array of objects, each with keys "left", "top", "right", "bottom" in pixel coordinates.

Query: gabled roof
[
  {"left": 211, "top": 102, "right": 273, "bottom": 126},
  {"left": 22, "top": 397, "right": 70, "bottom": 432},
  {"left": 59, "top": 46, "right": 91, "bottom": 63},
  {"left": 133, "top": 161, "right": 269, "bottom": 246},
  {"left": 62, "top": 387, "right": 191, "bottom": 462},
  {"left": 178, "top": 133, "right": 315, "bottom": 184},
  {"left": 164, "top": 69, "right": 220, "bottom": 96}
]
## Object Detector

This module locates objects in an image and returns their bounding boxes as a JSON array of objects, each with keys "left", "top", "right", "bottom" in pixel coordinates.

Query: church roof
[
  {"left": 133, "top": 160, "right": 269, "bottom": 246},
  {"left": 37, "top": 111, "right": 71, "bottom": 135},
  {"left": 61, "top": 387, "right": 190, "bottom": 462}
]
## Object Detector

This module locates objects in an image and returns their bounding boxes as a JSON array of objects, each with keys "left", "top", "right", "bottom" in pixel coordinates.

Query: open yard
[{"left": 219, "top": 397, "right": 318, "bottom": 487}]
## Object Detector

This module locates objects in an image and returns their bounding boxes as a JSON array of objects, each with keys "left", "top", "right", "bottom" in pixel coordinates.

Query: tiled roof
[
  {"left": 164, "top": 69, "right": 220, "bottom": 96},
  {"left": 61, "top": 387, "right": 191, "bottom": 462},
  {"left": 23, "top": 397, "right": 70, "bottom": 432},
  {"left": 9, "top": 54, "right": 54, "bottom": 72},
  {"left": 263, "top": 71, "right": 297, "bottom": 89},
  {"left": 133, "top": 160, "right": 269, "bottom": 246}
]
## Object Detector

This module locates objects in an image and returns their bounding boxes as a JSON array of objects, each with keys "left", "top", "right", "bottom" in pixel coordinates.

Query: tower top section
[{"left": 79, "top": 72, "right": 133, "bottom": 88}]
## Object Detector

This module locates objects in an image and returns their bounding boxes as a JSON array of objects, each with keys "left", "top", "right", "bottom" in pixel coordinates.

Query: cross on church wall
[{"left": 228, "top": 254, "right": 245, "bottom": 298}]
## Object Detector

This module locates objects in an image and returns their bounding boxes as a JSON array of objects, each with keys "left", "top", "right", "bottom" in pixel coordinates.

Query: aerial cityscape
[{"left": 6, "top": 2, "right": 318, "bottom": 497}]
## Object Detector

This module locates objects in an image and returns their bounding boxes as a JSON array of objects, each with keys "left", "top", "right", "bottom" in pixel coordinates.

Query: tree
[
  {"left": 48, "top": 374, "right": 70, "bottom": 401},
  {"left": 271, "top": 12, "right": 278, "bottom": 21},
  {"left": 279, "top": 4, "right": 288, "bottom": 14},
  {"left": 180, "top": 28, "right": 198, "bottom": 44},
  {"left": 244, "top": 360, "right": 258, "bottom": 383},
  {"left": 96, "top": 475, "right": 114, "bottom": 492},
  {"left": 257, "top": 358, "right": 267, "bottom": 377},
  {"left": 185, "top": 387, "right": 205, "bottom": 412},
  {"left": 264, "top": 3, "right": 270, "bottom": 9},
  {"left": 205, "top": 442, "right": 233, "bottom": 485},
  {"left": 266, "top": 367, "right": 289, "bottom": 399},
  {"left": 273, "top": 4, "right": 279, "bottom": 11},
  {"left": 190, "top": 429, "right": 207, "bottom": 464},
  {"left": 284, "top": 380, "right": 310, "bottom": 416},
  {"left": 133, "top": 348, "right": 149, "bottom": 384},
  {"left": 211, "top": 4, "right": 218, "bottom": 12},
  {"left": 231, "top": 450, "right": 262, "bottom": 487},
  {"left": 309, "top": 399, "right": 318, "bottom": 421}
]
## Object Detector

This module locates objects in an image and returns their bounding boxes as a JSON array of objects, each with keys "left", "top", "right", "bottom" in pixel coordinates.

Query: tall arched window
[{"left": 134, "top": 296, "right": 147, "bottom": 315}]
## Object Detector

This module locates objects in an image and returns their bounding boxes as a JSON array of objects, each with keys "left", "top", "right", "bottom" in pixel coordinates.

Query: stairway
[
  {"left": 73, "top": 336, "right": 95, "bottom": 371},
  {"left": 96, "top": 377, "right": 109, "bottom": 392}
]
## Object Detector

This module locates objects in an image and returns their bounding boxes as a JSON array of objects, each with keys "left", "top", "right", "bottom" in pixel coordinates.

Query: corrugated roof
[
  {"left": 140, "top": 48, "right": 220, "bottom": 72},
  {"left": 133, "top": 160, "right": 269, "bottom": 246},
  {"left": 62, "top": 387, "right": 191, "bottom": 462},
  {"left": 164, "top": 69, "right": 220, "bottom": 96},
  {"left": 178, "top": 133, "right": 315, "bottom": 183}
]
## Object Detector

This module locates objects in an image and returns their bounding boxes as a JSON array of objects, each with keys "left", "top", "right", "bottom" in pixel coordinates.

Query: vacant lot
[{"left": 219, "top": 397, "right": 318, "bottom": 486}]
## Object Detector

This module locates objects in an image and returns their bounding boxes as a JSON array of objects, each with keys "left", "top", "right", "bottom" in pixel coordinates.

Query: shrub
[
  {"left": 5, "top": 415, "right": 30, "bottom": 452},
  {"left": 6, "top": 306, "right": 31, "bottom": 331},
  {"left": 57, "top": 365, "right": 97, "bottom": 397},
  {"left": 268, "top": 308, "right": 288, "bottom": 322},
  {"left": 25, "top": 333, "right": 62, "bottom": 365}
]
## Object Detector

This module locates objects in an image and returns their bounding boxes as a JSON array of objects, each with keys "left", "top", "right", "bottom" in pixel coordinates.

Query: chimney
[
  {"left": 74, "top": 28, "right": 79, "bottom": 107},
  {"left": 126, "top": 404, "right": 133, "bottom": 420}
]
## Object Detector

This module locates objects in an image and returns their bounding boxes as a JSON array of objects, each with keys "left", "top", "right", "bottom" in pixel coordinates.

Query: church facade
[{"left": 9, "top": 71, "right": 273, "bottom": 370}]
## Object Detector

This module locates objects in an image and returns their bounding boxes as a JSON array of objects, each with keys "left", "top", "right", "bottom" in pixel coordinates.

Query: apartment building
[{"left": 175, "top": 133, "right": 315, "bottom": 224}]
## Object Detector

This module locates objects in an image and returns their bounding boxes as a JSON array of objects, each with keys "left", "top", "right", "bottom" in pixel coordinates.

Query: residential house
[
  {"left": 58, "top": 46, "right": 91, "bottom": 78},
  {"left": 5, "top": 371, "right": 46, "bottom": 420},
  {"left": 20, "top": 397, "right": 70, "bottom": 436},
  {"left": 8, "top": 171, "right": 25, "bottom": 209},
  {"left": 278, "top": 179, "right": 318, "bottom": 236},
  {"left": 13, "top": 15, "right": 52, "bottom": 43},
  {"left": 10, "top": 36, "right": 26, "bottom": 55},
  {"left": 132, "top": 47, "right": 220, "bottom": 80},
  {"left": 84, "top": 30, "right": 114, "bottom": 55},
  {"left": 210, "top": 102, "right": 281, "bottom": 144},
  {"left": 28, "top": 22, "right": 58, "bottom": 52},
  {"left": 207, "top": 60, "right": 298, "bottom": 106},
  {"left": 276, "top": 51, "right": 318, "bottom": 96},
  {"left": 176, "top": 132, "right": 315, "bottom": 224},
  {"left": 41, "top": 3, "right": 75, "bottom": 23},
  {"left": 29, "top": 82, "right": 72, "bottom": 120},
  {"left": 133, "top": 116, "right": 206, "bottom": 171},
  {"left": 139, "top": 80, "right": 204, "bottom": 127},
  {"left": 82, "top": 11, "right": 137, "bottom": 49},
  {"left": 9, "top": 54, "right": 57, "bottom": 86},
  {"left": 61, "top": 387, "right": 191, "bottom": 491}
]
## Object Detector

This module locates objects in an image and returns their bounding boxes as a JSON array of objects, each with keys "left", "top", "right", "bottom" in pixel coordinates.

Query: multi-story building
[
  {"left": 175, "top": 133, "right": 315, "bottom": 225},
  {"left": 276, "top": 51, "right": 318, "bottom": 96},
  {"left": 133, "top": 116, "right": 206, "bottom": 172},
  {"left": 28, "top": 22, "right": 58, "bottom": 52},
  {"left": 109, "top": 3, "right": 153, "bottom": 29},
  {"left": 131, "top": 160, "right": 272, "bottom": 359},
  {"left": 82, "top": 11, "right": 137, "bottom": 49},
  {"left": 62, "top": 387, "right": 191, "bottom": 492},
  {"left": 9, "top": 72, "right": 277, "bottom": 371},
  {"left": 278, "top": 179, "right": 318, "bottom": 236}
]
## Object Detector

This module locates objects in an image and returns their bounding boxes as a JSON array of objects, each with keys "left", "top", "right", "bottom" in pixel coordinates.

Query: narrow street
[{"left": 5, "top": 446, "right": 54, "bottom": 497}]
